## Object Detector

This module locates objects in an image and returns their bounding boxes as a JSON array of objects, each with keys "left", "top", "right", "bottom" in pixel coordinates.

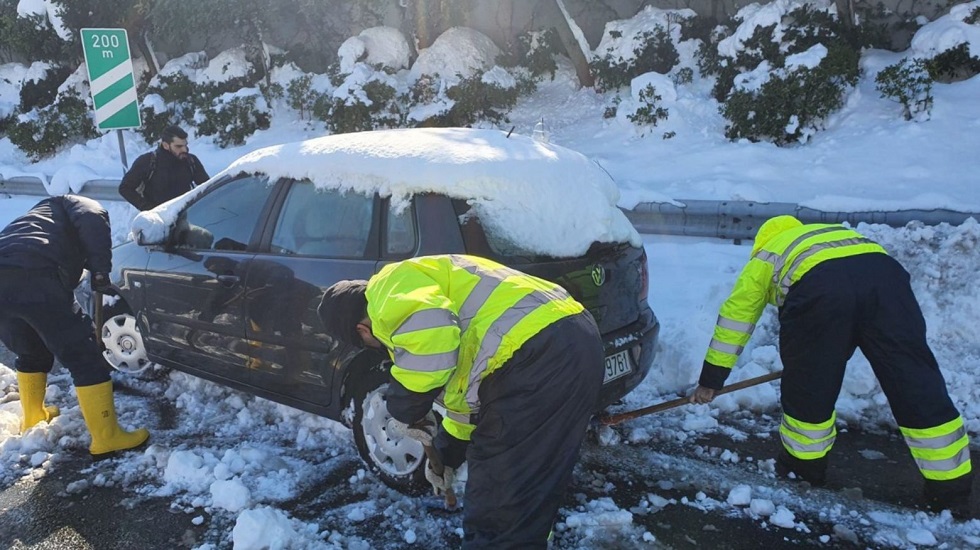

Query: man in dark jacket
[
  {"left": 119, "top": 125, "right": 209, "bottom": 210},
  {"left": 0, "top": 195, "right": 149, "bottom": 458}
]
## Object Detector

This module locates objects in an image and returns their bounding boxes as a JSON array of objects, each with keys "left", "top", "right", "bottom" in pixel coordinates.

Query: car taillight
[{"left": 638, "top": 249, "right": 649, "bottom": 303}]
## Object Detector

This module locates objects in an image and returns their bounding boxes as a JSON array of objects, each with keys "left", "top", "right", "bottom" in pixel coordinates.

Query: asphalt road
[{"left": 2, "top": 347, "right": 978, "bottom": 549}]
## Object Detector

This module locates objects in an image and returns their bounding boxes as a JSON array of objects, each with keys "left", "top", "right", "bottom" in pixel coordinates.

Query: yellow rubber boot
[
  {"left": 76, "top": 380, "right": 150, "bottom": 459},
  {"left": 17, "top": 371, "right": 60, "bottom": 433}
]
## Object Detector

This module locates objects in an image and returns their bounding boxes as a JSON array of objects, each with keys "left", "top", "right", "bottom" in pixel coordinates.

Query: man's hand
[
  {"left": 689, "top": 385, "right": 717, "bottom": 404},
  {"left": 424, "top": 461, "right": 456, "bottom": 496},
  {"left": 90, "top": 272, "right": 115, "bottom": 295},
  {"left": 405, "top": 411, "right": 438, "bottom": 445},
  {"left": 390, "top": 411, "right": 438, "bottom": 445}
]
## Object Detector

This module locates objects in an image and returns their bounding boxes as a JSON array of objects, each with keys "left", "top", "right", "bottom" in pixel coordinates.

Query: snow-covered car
[{"left": 98, "top": 127, "right": 660, "bottom": 492}]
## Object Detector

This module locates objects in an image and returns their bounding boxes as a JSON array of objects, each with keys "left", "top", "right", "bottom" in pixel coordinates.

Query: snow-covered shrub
[
  {"left": 0, "top": 3, "right": 71, "bottom": 63},
  {"left": 875, "top": 57, "right": 933, "bottom": 121},
  {"left": 138, "top": 73, "right": 201, "bottom": 143},
  {"left": 591, "top": 7, "right": 695, "bottom": 92},
  {"left": 593, "top": 27, "right": 679, "bottom": 91},
  {"left": 925, "top": 43, "right": 980, "bottom": 82},
  {"left": 324, "top": 79, "right": 401, "bottom": 134},
  {"left": 140, "top": 49, "right": 266, "bottom": 146},
  {"left": 285, "top": 75, "right": 331, "bottom": 121},
  {"left": 499, "top": 27, "right": 564, "bottom": 80},
  {"left": 440, "top": 68, "right": 520, "bottom": 126},
  {"left": 7, "top": 90, "right": 97, "bottom": 160},
  {"left": 711, "top": 1, "right": 860, "bottom": 145},
  {"left": 196, "top": 90, "right": 271, "bottom": 147},
  {"left": 17, "top": 65, "right": 71, "bottom": 113},
  {"left": 627, "top": 84, "right": 669, "bottom": 128},
  {"left": 910, "top": 1, "right": 980, "bottom": 82}
]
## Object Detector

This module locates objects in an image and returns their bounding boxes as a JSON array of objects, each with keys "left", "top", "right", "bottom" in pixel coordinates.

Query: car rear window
[{"left": 451, "top": 198, "right": 546, "bottom": 262}]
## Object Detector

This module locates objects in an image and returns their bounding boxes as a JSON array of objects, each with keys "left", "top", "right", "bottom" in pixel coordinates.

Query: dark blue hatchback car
[{"left": 97, "top": 128, "right": 660, "bottom": 492}]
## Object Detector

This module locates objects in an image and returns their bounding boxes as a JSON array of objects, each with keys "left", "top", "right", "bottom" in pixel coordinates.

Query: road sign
[{"left": 80, "top": 28, "right": 142, "bottom": 131}]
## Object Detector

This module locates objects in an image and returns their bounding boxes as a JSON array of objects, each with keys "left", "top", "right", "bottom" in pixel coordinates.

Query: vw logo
[{"left": 591, "top": 264, "right": 606, "bottom": 287}]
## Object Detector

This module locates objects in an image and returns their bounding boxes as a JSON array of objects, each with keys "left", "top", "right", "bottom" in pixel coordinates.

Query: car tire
[
  {"left": 351, "top": 371, "right": 429, "bottom": 495},
  {"left": 100, "top": 303, "right": 168, "bottom": 380}
]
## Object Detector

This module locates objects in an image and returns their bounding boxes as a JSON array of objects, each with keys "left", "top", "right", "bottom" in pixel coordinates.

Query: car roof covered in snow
[{"left": 132, "top": 127, "right": 640, "bottom": 257}]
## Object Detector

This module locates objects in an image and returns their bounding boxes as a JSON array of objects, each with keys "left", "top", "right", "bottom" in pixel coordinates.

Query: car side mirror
[{"left": 134, "top": 228, "right": 167, "bottom": 247}]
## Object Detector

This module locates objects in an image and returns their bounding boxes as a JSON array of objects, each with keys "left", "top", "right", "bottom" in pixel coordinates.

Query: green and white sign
[{"left": 80, "top": 28, "right": 142, "bottom": 131}]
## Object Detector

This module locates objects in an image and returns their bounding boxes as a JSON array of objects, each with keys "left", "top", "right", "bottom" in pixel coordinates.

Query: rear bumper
[{"left": 597, "top": 305, "right": 660, "bottom": 409}]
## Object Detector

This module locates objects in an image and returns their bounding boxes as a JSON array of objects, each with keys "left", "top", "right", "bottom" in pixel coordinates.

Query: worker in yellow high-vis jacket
[
  {"left": 690, "top": 215, "right": 972, "bottom": 511},
  {"left": 317, "top": 254, "right": 604, "bottom": 548}
]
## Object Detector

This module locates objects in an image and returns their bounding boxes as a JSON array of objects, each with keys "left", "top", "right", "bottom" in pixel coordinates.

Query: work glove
[
  {"left": 90, "top": 272, "right": 116, "bottom": 295},
  {"left": 391, "top": 411, "right": 438, "bottom": 445},
  {"left": 689, "top": 385, "right": 716, "bottom": 404},
  {"left": 424, "top": 460, "right": 456, "bottom": 497}
]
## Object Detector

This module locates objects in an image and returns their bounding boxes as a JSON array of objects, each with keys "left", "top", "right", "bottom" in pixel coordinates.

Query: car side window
[
  {"left": 270, "top": 181, "right": 374, "bottom": 258},
  {"left": 385, "top": 200, "right": 417, "bottom": 256},
  {"left": 173, "top": 175, "right": 274, "bottom": 251}
]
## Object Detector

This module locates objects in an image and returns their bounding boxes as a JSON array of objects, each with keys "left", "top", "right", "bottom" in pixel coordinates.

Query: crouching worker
[
  {"left": 690, "top": 215, "right": 972, "bottom": 511},
  {"left": 0, "top": 195, "right": 149, "bottom": 459},
  {"left": 318, "top": 254, "right": 604, "bottom": 548}
]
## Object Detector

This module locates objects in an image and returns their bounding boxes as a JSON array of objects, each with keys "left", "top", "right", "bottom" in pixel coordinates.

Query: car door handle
[{"left": 215, "top": 274, "right": 240, "bottom": 286}]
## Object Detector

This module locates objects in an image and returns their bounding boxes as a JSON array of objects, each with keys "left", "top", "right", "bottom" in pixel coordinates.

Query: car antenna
[{"left": 506, "top": 126, "right": 515, "bottom": 138}]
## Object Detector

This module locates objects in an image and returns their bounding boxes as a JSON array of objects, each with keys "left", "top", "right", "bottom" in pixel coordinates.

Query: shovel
[{"left": 598, "top": 371, "right": 783, "bottom": 426}]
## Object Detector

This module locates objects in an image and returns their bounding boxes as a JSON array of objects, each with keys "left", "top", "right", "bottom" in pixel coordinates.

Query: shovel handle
[{"left": 599, "top": 371, "right": 783, "bottom": 426}]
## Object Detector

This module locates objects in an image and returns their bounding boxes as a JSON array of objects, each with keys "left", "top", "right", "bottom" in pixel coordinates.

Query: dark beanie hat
[{"left": 317, "top": 280, "right": 369, "bottom": 348}]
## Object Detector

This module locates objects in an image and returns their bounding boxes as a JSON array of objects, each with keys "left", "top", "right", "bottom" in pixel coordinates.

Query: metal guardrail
[
  {"left": 2, "top": 176, "right": 977, "bottom": 238},
  {"left": 625, "top": 200, "right": 980, "bottom": 240}
]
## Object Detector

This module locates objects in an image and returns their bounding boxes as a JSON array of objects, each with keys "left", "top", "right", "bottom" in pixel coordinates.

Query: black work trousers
[
  {"left": 0, "top": 270, "right": 109, "bottom": 387},
  {"left": 463, "top": 312, "right": 604, "bottom": 549},
  {"left": 778, "top": 253, "right": 960, "bottom": 435}
]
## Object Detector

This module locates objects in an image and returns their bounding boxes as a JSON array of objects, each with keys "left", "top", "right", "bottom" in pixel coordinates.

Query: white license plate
[{"left": 603, "top": 350, "right": 632, "bottom": 383}]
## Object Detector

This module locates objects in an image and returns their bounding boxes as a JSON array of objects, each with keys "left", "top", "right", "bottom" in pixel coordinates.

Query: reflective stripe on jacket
[
  {"left": 365, "top": 254, "right": 585, "bottom": 440},
  {"left": 704, "top": 224, "right": 887, "bottom": 370}
]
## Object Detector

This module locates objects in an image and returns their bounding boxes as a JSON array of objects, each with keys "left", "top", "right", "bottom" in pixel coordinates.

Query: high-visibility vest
[
  {"left": 705, "top": 224, "right": 887, "bottom": 370},
  {"left": 366, "top": 254, "right": 585, "bottom": 440}
]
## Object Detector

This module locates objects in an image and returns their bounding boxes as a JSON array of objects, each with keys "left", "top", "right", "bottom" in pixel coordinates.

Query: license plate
[{"left": 603, "top": 350, "right": 632, "bottom": 383}]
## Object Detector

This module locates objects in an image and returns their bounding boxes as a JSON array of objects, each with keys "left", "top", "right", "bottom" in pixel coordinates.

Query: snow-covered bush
[
  {"left": 139, "top": 49, "right": 267, "bottom": 145},
  {"left": 325, "top": 76, "right": 401, "bottom": 134},
  {"left": 404, "top": 27, "right": 527, "bottom": 127},
  {"left": 499, "top": 27, "right": 564, "bottom": 80},
  {"left": 591, "top": 8, "right": 695, "bottom": 91},
  {"left": 925, "top": 43, "right": 980, "bottom": 82},
  {"left": 710, "top": 1, "right": 860, "bottom": 145},
  {"left": 441, "top": 68, "right": 521, "bottom": 126},
  {"left": 17, "top": 64, "right": 70, "bottom": 113},
  {"left": 196, "top": 89, "right": 271, "bottom": 147},
  {"left": 910, "top": 1, "right": 980, "bottom": 82},
  {"left": 7, "top": 89, "right": 97, "bottom": 160},
  {"left": 875, "top": 57, "right": 933, "bottom": 121},
  {"left": 285, "top": 75, "right": 331, "bottom": 122},
  {"left": 0, "top": 2, "right": 71, "bottom": 63},
  {"left": 627, "top": 84, "right": 670, "bottom": 128}
]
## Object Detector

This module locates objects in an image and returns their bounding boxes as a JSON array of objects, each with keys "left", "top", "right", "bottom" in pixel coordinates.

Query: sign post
[{"left": 80, "top": 28, "right": 142, "bottom": 172}]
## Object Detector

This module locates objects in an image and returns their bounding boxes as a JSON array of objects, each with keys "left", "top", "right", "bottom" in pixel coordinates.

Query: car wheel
[
  {"left": 100, "top": 305, "right": 166, "bottom": 379},
  {"left": 351, "top": 377, "right": 429, "bottom": 495}
]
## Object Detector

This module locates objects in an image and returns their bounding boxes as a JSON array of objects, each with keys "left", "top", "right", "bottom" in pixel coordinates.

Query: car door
[
  {"left": 141, "top": 174, "right": 278, "bottom": 382},
  {"left": 243, "top": 180, "right": 385, "bottom": 408}
]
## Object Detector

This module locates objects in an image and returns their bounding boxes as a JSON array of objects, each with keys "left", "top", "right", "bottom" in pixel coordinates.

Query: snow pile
[
  {"left": 410, "top": 27, "right": 501, "bottom": 81},
  {"left": 911, "top": 0, "right": 980, "bottom": 58},
  {"left": 338, "top": 26, "right": 411, "bottom": 73}
]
